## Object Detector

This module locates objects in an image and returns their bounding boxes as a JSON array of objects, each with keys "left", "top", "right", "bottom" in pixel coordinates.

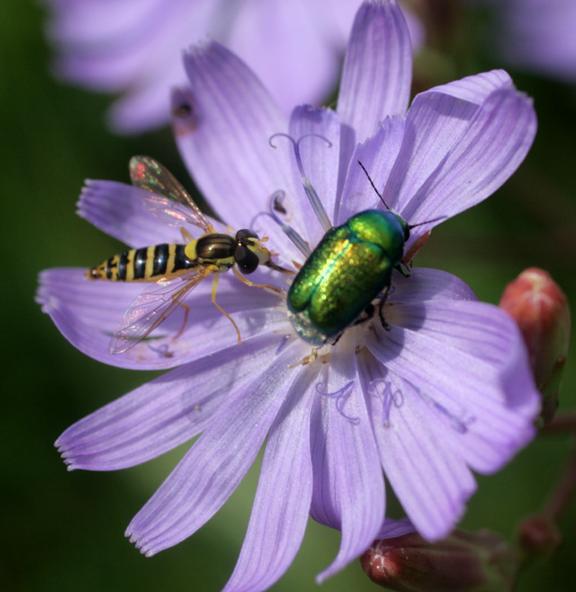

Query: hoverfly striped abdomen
[{"left": 88, "top": 243, "right": 197, "bottom": 282}]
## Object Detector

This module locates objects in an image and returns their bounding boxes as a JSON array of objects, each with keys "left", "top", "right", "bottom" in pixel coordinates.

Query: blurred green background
[{"left": 2, "top": 1, "right": 575, "bottom": 591}]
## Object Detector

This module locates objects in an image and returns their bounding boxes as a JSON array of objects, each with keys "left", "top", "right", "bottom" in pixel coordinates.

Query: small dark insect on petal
[{"left": 172, "top": 88, "right": 198, "bottom": 135}]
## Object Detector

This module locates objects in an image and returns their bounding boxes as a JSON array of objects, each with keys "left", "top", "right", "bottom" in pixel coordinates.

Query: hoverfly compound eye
[
  {"left": 236, "top": 229, "right": 258, "bottom": 242},
  {"left": 234, "top": 245, "right": 260, "bottom": 274}
]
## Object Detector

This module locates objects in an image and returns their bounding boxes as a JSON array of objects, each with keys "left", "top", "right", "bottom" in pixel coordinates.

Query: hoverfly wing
[
  {"left": 129, "top": 155, "right": 213, "bottom": 233},
  {"left": 139, "top": 192, "right": 202, "bottom": 229},
  {"left": 110, "top": 268, "right": 212, "bottom": 354}
]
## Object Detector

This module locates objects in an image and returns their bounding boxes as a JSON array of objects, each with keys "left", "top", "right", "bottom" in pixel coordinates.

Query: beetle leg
[
  {"left": 395, "top": 261, "right": 412, "bottom": 277},
  {"left": 211, "top": 273, "right": 242, "bottom": 343},
  {"left": 232, "top": 266, "right": 285, "bottom": 296},
  {"left": 378, "top": 300, "right": 391, "bottom": 331}
]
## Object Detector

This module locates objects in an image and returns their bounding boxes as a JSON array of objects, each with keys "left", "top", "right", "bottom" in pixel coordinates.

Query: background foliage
[{"left": 1, "top": 1, "right": 575, "bottom": 590}]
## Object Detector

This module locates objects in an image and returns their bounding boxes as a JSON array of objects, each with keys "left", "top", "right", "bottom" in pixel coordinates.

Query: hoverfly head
[{"left": 234, "top": 228, "right": 268, "bottom": 274}]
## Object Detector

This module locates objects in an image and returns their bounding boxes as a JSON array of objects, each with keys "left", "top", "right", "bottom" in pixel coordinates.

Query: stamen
[
  {"left": 368, "top": 379, "right": 404, "bottom": 427},
  {"left": 147, "top": 343, "right": 175, "bottom": 359},
  {"left": 316, "top": 380, "right": 360, "bottom": 424},
  {"left": 250, "top": 190, "right": 311, "bottom": 257},
  {"left": 269, "top": 133, "right": 333, "bottom": 232},
  {"left": 275, "top": 334, "right": 293, "bottom": 355}
]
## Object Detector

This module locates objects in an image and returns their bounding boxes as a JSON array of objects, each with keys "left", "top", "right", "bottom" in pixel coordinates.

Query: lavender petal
[
  {"left": 55, "top": 334, "right": 281, "bottom": 471},
  {"left": 359, "top": 353, "right": 476, "bottom": 541},
  {"left": 222, "top": 368, "right": 318, "bottom": 592},
  {"left": 389, "top": 267, "right": 476, "bottom": 304},
  {"left": 125, "top": 341, "right": 306, "bottom": 556},
  {"left": 311, "top": 345, "right": 385, "bottom": 583},
  {"left": 399, "top": 88, "right": 537, "bottom": 236},
  {"left": 37, "top": 268, "right": 286, "bottom": 370},
  {"left": 337, "top": 116, "right": 405, "bottom": 224},
  {"left": 363, "top": 299, "right": 540, "bottom": 538},
  {"left": 422, "top": 69, "right": 513, "bottom": 105},
  {"left": 383, "top": 70, "right": 514, "bottom": 213},
  {"left": 228, "top": 0, "right": 340, "bottom": 114},
  {"left": 377, "top": 518, "right": 415, "bottom": 539},
  {"left": 174, "top": 42, "right": 300, "bottom": 260},
  {"left": 288, "top": 105, "right": 342, "bottom": 243},
  {"left": 338, "top": 0, "right": 412, "bottom": 145},
  {"left": 78, "top": 180, "right": 183, "bottom": 247},
  {"left": 387, "top": 299, "right": 540, "bottom": 472}
]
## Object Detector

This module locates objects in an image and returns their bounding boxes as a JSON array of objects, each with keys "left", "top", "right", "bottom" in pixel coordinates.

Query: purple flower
[
  {"left": 484, "top": 0, "right": 576, "bottom": 82},
  {"left": 38, "top": 1, "right": 540, "bottom": 589},
  {"left": 45, "top": 0, "right": 422, "bottom": 134}
]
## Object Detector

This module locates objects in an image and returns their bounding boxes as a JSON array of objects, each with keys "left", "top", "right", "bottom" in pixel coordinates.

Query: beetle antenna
[
  {"left": 407, "top": 215, "right": 447, "bottom": 229},
  {"left": 357, "top": 161, "right": 390, "bottom": 210}
]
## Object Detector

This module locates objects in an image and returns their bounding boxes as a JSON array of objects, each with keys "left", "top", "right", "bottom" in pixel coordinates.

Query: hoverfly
[{"left": 87, "top": 156, "right": 288, "bottom": 354}]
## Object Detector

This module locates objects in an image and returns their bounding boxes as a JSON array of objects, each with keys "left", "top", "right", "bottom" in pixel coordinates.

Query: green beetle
[
  {"left": 287, "top": 209, "right": 410, "bottom": 345},
  {"left": 267, "top": 134, "right": 430, "bottom": 347}
]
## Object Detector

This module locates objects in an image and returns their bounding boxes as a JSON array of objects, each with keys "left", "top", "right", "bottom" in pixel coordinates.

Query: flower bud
[
  {"left": 499, "top": 268, "right": 571, "bottom": 423},
  {"left": 360, "top": 530, "right": 517, "bottom": 592},
  {"left": 517, "top": 514, "right": 562, "bottom": 557}
]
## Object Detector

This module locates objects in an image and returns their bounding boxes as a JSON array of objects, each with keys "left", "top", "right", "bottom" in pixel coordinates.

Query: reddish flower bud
[
  {"left": 360, "top": 530, "right": 517, "bottom": 592},
  {"left": 517, "top": 514, "right": 562, "bottom": 557},
  {"left": 499, "top": 268, "right": 571, "bottom": 423}
]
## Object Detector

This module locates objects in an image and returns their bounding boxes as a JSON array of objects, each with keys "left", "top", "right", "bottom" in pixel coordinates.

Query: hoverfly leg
[
  {"left": 211, "top": 273, "right": 242, "bottom": 343},
  {"left": 266, "top": 260, "right": 295, "bottom": 274},
  {"left": 180, "top": 227, "right": 194, "bottom": 242},
  {"left": 173, "top": 301, "right": 191, "bottom": 340},
  {"left": 232, "top": 266, "right": 285, "bottom": 296}
]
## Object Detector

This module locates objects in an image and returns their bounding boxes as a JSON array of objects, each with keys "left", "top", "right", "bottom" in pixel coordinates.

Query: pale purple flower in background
[
  {"left": 45, "top": 0, "right": 422, "bottom": 134},
  {"left": 481, "top": 0, "right": 576, "bottom": 82},
  {"left": 38, "top": 1, "right": 540, "bottom": 589}
]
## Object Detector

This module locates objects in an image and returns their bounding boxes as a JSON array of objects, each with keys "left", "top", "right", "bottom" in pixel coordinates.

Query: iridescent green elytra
[{"left": 287, "top": 210, "right": 409, "bottom": 345}]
